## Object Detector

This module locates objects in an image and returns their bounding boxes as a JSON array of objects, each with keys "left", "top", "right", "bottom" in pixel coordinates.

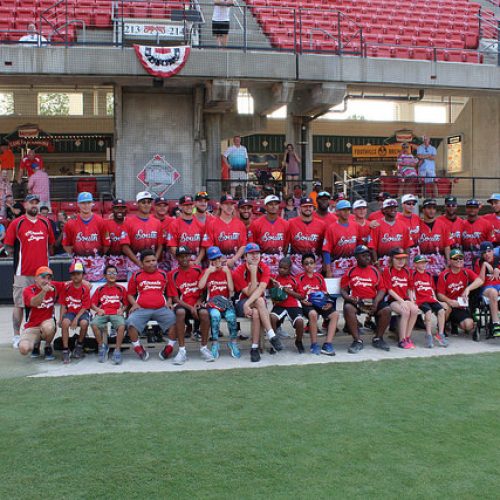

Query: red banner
[{"left": 134, "top": 45, "right": 190, "bottom": 78}]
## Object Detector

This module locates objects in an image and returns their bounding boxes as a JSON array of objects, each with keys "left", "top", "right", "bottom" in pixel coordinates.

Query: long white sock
[
  {"left": 132, "top": 340, "right": 141, "bottom": 347},
  {"left": 251, "top": 343, "right": 259, "bottom": 349},
  {"left": 179, "top": 346, "right": 186, "bottom": 352},
  {"left": 266, "top": 329, "right": 276, "bottom": 339}
]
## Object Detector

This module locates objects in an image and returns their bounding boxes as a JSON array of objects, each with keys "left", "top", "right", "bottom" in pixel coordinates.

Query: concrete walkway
[{"left": 1, "top": 306, "right": 500, "bottom": 379}]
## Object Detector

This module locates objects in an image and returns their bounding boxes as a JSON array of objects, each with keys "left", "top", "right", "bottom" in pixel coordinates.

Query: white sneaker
[
  {"left": 12, "top": 335, "right": 21, "bottom": 349},
  {"left": 173, "top": 350, "right": 187, "bottom": 365},
  {"left": 200, "top": 346, "right": 215, "bottom": 362}
]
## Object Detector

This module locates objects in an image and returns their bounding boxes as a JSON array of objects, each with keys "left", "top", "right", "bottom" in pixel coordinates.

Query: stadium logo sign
[
  {"left": 137, "top": 154, "right": 181, "bottom": 196},
  {"left": 134, "top": 45, "right": 191, "bottom": 78}
]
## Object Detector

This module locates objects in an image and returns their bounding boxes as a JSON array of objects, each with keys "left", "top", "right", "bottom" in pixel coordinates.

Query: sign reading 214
[{"left": 137, "top": 154, "right": 181, "bottom": 196}]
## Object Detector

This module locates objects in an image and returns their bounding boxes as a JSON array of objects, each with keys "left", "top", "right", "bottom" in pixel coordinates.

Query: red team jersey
[
  {"left": 205, "top": 217, "right": 247, "bottom": 255},
  {"left": 482, "top": 213, "right": 500, "bottom": 245},
  {"left": 437, "top": 268, "right": 478, "bottom": 300},
  {"left": 22, "top": 281, "right": 65, "bottom": 328},
  {"left": 91, "top": 283, "right": 127, "bottom": 315},
  {"left": 382, "top": 266, "right": 411, "bottom": 300},
  {"left": 460, "top": 218, "right": 494, "bottom": 250},
  {"left": 60, "top": 282, "right": 91, "bottom": 314},
  {"left": 410, "top": 270, "right": 437, "bottom": 305},
  {"left": 313, "top": 212, "right": 338, "bottom": 226},
  {"left": 341, "top": 265, "right": 382, "bottom": 300},
  {"left": 397, "top": 213, "right": 421, "bottom": 246},
  {"left": 248, "top": 217, "right": 289, "bottom": 254},
  {"left": 62, "top": 214, "right": 109, "bottom": 256},
  {"left": 473, "top": 259, "right": 500, "bottom": 286},
  {"left": 368, "top": 218, "right": 412, "bottom": 257},
  {"left": 436, "top": 215, "right": 464, "bottom": 247},
  {"left": 418, "top": 219, "right": 452, "bottom": 255},
  {"left": 4, "top": 215, "right": 55, "bottom": 276},
  {"left": 203, "top": 269, "right": 231, "bottom": 299},
  {"left": 127, "top": 269, "right": 168, "bottom": 309},
  {"left": 368, "top": 209, "right": 384, "bottom": 221},
  {"left": 322, "top": 221, "right": 360, "bottom": 258},
  {"left": 105, "top": 218, "right": 129, "bottom": 255},
  {"left": 232, "top": 262, "right": 271, "bottom": 299},
  {"left": 167, "top": 266, "right": 204, "bottom": 306},
  {"left": 123, "top": 215, "right": 163, "bottom": 253},
  {"left": 297, "top": 272, "right": 327, "bottom": 298},
  {"left": 288, "top": 217, "right": 325, "bottom": 255},
  {"left": 270, "top": 274, "right": 301, "bottom": 308},
  {"left": 166, "top": 217, "right": 206, "bottom": 255},
  {"left": 353, "top": 219, "right": 371, "bottom": 245}
]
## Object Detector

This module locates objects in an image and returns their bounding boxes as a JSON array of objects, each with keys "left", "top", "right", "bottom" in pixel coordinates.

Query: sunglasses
[
  {"left": 451, "top": 257, "right": 464, "bottom": 261},
  {"left": 404, "top": 201, "right": 417, "bottom": 205},
  {"left": 39, "top": 273, "right": 53, "bottom": 278},
  {"left": 106, "top": 271, "right": 118, "bottom": 275}
]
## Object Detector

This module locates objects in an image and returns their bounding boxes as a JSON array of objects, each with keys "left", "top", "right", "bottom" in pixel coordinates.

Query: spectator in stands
[
  {"left": 0, "top": 222, "right": 7, "bottom": 257},
  {"left": 18, "top": 149, "right": 44, "bottom": 182},
  {"left": 54, "top": 211, "right": 67, "bottom": 255},
  {"left": 4, "top": 194, "right": 15, "bottom": 220},
  {"left": 0, "top": 144, "right": 15, "bottom": 180},
  {"left": 0, "top": 170, "right": 13, "bottom": 218},
  {"left": 281, "top": 195, "right": 298, "bottom": 221},
  {"left": 18, "top": 22, "right": 47, "bottom": 47},
  {"left": 417, "top": 135, "right": 438, "bottom": 198},
  {"left": 212, "top": 0, "right": 234, "bottom": 47},
  {"left": 292, "top": 184, "right": 304, "bottom": 208},
  {"left": 11, "top": 201, "right": 25, "bottom": 219},
  {"left": 39, "top": 205, "right": 58, "bottom": 236},
  {"left": 396, "top": 143, "right": 418, "bottom": 196},
  {"left": 308, "top": 181, "right": 322, "bottom": 208},
  {"left": 282, "top": 143, "right": 301, "bottom": 193},
  {"left": 222, "top": 135, "right": 249, "bottom": 197},
  {"left": 27, "top": 164, "right": 50, "bottom": 211}
]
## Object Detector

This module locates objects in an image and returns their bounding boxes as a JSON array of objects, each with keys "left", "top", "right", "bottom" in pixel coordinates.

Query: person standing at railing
[
  {"left": 282, "top": 144, "right": 301, "bottom": 195},
  {"left": 417, "top": 135, "right": 438, "bottom": 198},
  {"left": 222, "top": 135, "right": 249, "bottom": 197},
  {"left": 18, "top": 23, "right": 47, "bottom": 47},
  {"left": 212, "top": 0, "right": 234, "bottom": 47},
  {"left": 396, "top": 142, "right": 418, "bottom": 196}
]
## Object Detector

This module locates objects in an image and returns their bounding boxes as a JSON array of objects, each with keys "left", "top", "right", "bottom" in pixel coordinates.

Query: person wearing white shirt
[
  {"left": 222, "top": 135, "right": 249, "bottom": 197},
  {"left": 417, "top": 135, "right": 438, "bottom": 198},
  {"left": 212, "top": 0, "right": 234, "bottom": 47},
  {"left": 19, "top": 23, "right": 47, "bottom": 47}
]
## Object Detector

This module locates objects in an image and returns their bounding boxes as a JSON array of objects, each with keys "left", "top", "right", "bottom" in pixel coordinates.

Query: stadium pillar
[
  {"left": 204, "top": 112, "right": 223, "bottom": 198},
  {"left": 286, "top": 112, "right": 313, "bottom": 184}
]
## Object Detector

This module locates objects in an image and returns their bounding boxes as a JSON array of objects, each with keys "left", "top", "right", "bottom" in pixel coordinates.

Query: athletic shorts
[
  {"left": 271, "top": 306, "right": 304, "bottom": 326},
  {"left": 174, "top": 304, "right": 207, "bottom": 321},
  {"left": 212, "top": 20, "right": 230, "bottom": 36},
  {"left": 449, "top": 307, "right": 472, "bottom": 326},
  {"left": 235, "top": 298, "right": 249, "bottom": 318},
  {"left": 303, "top": 303, "right": 337, "bottom": 321},
  {"left": 62, "top": 311, "right": 91, "bottom": 324},
  {"left": 420, "top": 301, "right": 443, "bottom": 314},
  {"left": 345, "top": 300, "right": 390, "bottom": 315},
  {"left": 13, "top": 275, "right": 35, "bottom": 307},
  {"left": 127, "top": 307, "right": 175, "bottom": 333},
  {"left": 91, "top": 314, "right": 126, "bottom": 330},
  {"left": 21, "top": 318, "right": 56, "bottom": 344}
]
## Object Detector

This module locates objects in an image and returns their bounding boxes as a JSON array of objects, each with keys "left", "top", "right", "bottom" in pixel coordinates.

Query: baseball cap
[
  {"left": 195, "top": 191, "right": 210, "bottom": 200},
  {"left": 390, "top": 247, "right": 408, "bottom": 258},
  {"left": 401, "top": 194, "right": 417, "bottom": 204},
  {"left": 317, "top": 191, "right": 331, "bottom": 199},
  {"left": 466, "top": 199, "right": 480, "bottom": 207},
  {"left": 352, "top": 200, "right": 367, "bottom": 209},
  {"left": 179, "top": 195, "right": 194, "bottom": 205},
  {"left": 313, "top": 181, "right": 322, "bottom": 187},
  {"left": 333, "top": 193, "right": 346, "bottom": 201},
  {"left": 154, "top": 196, "right": 168, "bottom": 205},
  {"left": 220, "top": 194, "right": 237, "bottom": 204},
  {"left": 487, "top": 193, "right": 500, "bottom": 203},
  {"left": 207, "top": 246, "right": 223, "bottom": 260},
  {"left": 25, "top": 194, "right": 40, "bottom": 202},
  {"left": 450, "top": 248, "right": 464, "bottom": 259},
  {"left": 35, "top": 266, "right": 53, "bottom": 277},
  {"left": 480, "top": 241, "right": 494, "bottom": 253},
  {"left": 382, "top": 199, "right": 398, "bottom": 209},
  {"left": 77, "top": 192, "right": 93, "bottom": 203},
  {"left": 444, "top": 196, "right": 458, "bottom": 206},
  {"left": 264, "top": 195, "right": 280, "bottom": 205},
  {"left": 336, "top": 200, "right": 351, "bottom": 211},
  {"left": 136, "top": 191, "right": 153, "bottom": 202},
  {"left": 176, "top": 245, "right": 192, "bottom": 255},
  {"left": 414, "top": 254, "right": 429, "bottom": 264},
  {"left": 245, "top": 242, "right": 261, "bottom": 254},
  {"left": 238, "top": 198, "right": 253, "bottom": 208},
  {"left": 112, "top": 198, "right": 126, "bottom": 207},
  {"left": 422, "top": 198, "right": 438, "bottom": 207},
  {"left": 354, "top": 245, "right": 370, "bottom": 255},
  {"left": 300, "top": 197, "right": 315, "bottom": 206},
  {"left": 69, "top": 261, "right": 85, "bottom": 274}
]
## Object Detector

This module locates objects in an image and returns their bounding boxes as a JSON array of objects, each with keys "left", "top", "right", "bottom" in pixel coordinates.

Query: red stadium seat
[{"left": 60, "top": 201, "right": 78, "bottom": 214}]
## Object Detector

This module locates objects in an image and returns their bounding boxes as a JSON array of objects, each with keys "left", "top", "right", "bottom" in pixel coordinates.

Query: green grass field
[{"left": 2, "top": 354, "right": 500, "bottom": 499}]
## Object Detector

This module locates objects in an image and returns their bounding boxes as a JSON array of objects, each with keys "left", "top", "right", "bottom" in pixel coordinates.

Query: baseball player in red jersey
[
  {"left": 237, "top": 198, "right": 254, "bottom": 237},
  {"left": 288, "top": 197, "right": 326, "bottom": 275},
  {"left": 153, "top": 196, "right": 175, "bottom": 272},
  {"left": 104, "top": 199, "right": 129, "bottom": 280},
  {"left": 313, "top": 191, "right": 338, "bottom": 226},
  {"left": 248, "top": 194, "right": 289, "bottom": 275},
  {"left": 62, "top": 192, "right": 110, "bottom": 281},
  {"left": 436, "top": 196, "right": 464, "bottom": 247},
  {"left": 193, "top": 191, "right": 213, "bottom": 229},
  {"left": 397, "top": 194, "right": 421, "bottom": 254},
  {"left": 166, "top": 195, "right": 207, "bottom": 266},
  {"left": 418, "top": 198, "right": 452, "bottom": 276},
  {"left": 4, "top": 194, "right": 55, "bottom": 348},
  {"left": 367, "top": 192, "right": 391, "bottom": 221},
  {"left": 460, "top": 199, "right": 495, "bottom": 268},
  {"left": 323, "top": 200, "right": 361, "bottom": 279},
  {"left": 351, "top": 199, "right": 371, "bottom": 245},
  {"left": 368, "top": 198, "right": 412, "bottom": 268},
  {"left": 484, "top": 193, "right": 500, "bottom": 247},
  {"left": 204, "top": 194, "right": 247, "bottom": 269},
  {"left": 122, "top": 191, "right": 164, "bottom": 275}
]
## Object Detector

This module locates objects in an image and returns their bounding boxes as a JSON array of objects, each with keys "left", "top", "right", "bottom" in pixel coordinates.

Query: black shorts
[
  {"left": 420, "top": 302, "right": 443, "bottom": 315},
  {"left": 235, "top": 298, "right": 248, "bottom": 318},
  {"left": 345, "top": 300, "right": 390, "bottom": 315},
  {"left": 174, "top": 304, "right": 207, "bottom": 321},
  {"left": 271, "top": 306, "right": 304, "bottom": 326},
  {"left": 449, "top": 307, "right": 472, "bottom": 326},
  {"left": 212, "top": 20, "right": 230, "bottom": 36},
  {"left": 303, "top": 303, "right": 337, "bottom": 321}
]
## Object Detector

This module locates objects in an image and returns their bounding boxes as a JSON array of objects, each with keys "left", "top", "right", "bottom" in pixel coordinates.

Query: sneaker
[
  {"left": 159, "top": 344, "right": 174, "bottom": 360},
  {"left": 112, "top": 349, "right": 122, "bottom": 365},
  {"left": 133, "top": 344, "right": 149, "bottom": 361},
  {"left": 425, "top": 334, "right": 434, "bottom": 348},
  {"left": 472, "top": 328, "right": 480, "bottom": 342},
  {"left": 192, "top": 330, "right": 202, "bottom": 342},
  {"left": 434, "top": 333, "right": 449, "bottom": 348},
  {"left": 321, "top": 342, "right": 335, "bottom": 356},
  {"left": 372, "top": 337, "right": 390, "bottom": 351},
  {"left": 227, "top": 342, "right": 241, "bottom": 358},
  {"left": 269, "top": 335, "right": 283, "bottom": 351},
  {"left": 200, "top": 346, "right": 215, "bottom": 362},
  {"left": 98, "top": 344, "right": 109, "bottom": 363},
  {"left": 398, "top": 340, "right": 411, "bottom": 350},
  {"left": 310, "top": 343, "right": 321, "bottom": 355},
  {"left": 250, "top": 347, "right": 261, "bottom": 362},
  {"left": 493, "top": 323, "right": 500, "bottom": 337},
  {"left": 44, "top": 345, "right": 55, "bottom": 361},
  {"left": 62, "top": 350, "right": 70, "bottom": 364},
  {"left": 406, "top": 338, "right": 416, "bottom": 349},
  {"left": 173, "top": 349, "right": 187, "bottom": 365},
  {"left": 12, "top": 335, "right": 21, "bottom": 349},
  {"left": 30, "top": 343, "right": 41, "bottom": 358},
  {"left": 348, "top": 340, "right": 364, "bottom": 354},
  {"left": 295, "top": 340, "right": 305, "bottom": 354},
  {"left": 211, "top": 343, "right": 220, "bottom": 360},
  {"left": 72, "top": 343, "right": 84, "bottom": 359}
]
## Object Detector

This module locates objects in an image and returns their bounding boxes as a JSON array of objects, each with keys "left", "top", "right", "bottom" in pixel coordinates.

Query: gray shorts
[
  {"left": 127, "top": 307, "right": 175, "bottom": 333},
  {"left": 13, "top": 275, "right": 35, "bottom": 307}
]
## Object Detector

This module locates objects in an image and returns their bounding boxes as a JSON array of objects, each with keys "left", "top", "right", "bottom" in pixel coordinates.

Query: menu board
[{"left": 447, "top": 135, "right": 462, "bottom": 173}]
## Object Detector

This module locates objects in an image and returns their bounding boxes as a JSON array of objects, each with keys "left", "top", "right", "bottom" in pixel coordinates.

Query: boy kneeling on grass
[
  {"left": 90, "top": 264, "right": 128, "bottom": 365},
  {"left": 297, "top": 253, "right": 339, "bottom": 355},
  {"left": 411, "top": 254, "right": 447, "bottom": 348},
  {"left": 199, "top": 246, "right": 240, "bottom": 360},
  {"left": 269, "top": 257, "right": 306, "bottom": 354}
]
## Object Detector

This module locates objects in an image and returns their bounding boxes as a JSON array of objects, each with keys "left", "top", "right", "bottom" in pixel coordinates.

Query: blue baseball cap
[
  {"left": 77, "top": 192, "right": 93, "bottom": 203},
  {"left": 336, "top": 200, "right": 351, "bottom": 210},
  {"left": 245, "top": 243, "right": 261, "bottom": 254},
  {"left": 488, "top": 194, "right": 500, "bottom": 203},
  {"left": 207, "top": 246, "right": 223, "bottom": 260}
]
